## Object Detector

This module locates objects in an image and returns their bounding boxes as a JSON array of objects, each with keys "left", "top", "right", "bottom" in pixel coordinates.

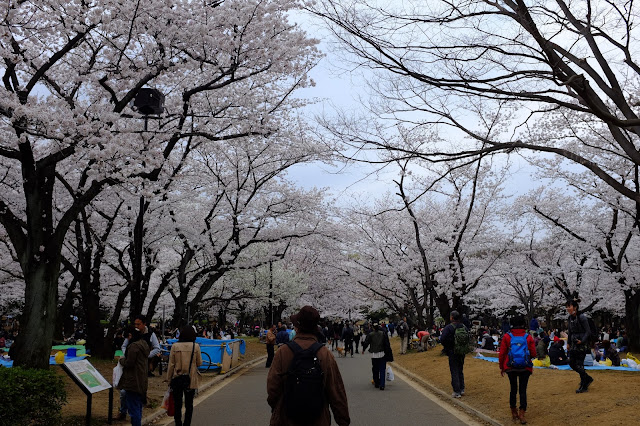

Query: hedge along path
[{"left": 389, "top": 338, "right": 640, "bottom": 425}]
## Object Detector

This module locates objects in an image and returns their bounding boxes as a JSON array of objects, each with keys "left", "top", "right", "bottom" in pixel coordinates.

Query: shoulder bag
[{"left": 170, "top": 342, "right": 195, "bottom": 391}]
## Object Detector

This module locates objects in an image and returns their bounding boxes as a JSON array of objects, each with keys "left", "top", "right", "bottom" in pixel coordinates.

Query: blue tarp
[
  {"left": 0, "top": 355, "right": 87, "bottom": 368},
  {"left": 165, "top": 338, "right": 245, "bottom": 370},
  {"left": 474, "top": 355, "right": 640, "bottom": 372}
]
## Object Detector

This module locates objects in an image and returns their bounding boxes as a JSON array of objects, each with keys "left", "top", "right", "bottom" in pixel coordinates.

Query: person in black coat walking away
[
  {"left": 342, "top": 322, "right": 355, "bottom": 357},
  {"left": 439, "top": 310, "right": 469, "bottom": 398}
]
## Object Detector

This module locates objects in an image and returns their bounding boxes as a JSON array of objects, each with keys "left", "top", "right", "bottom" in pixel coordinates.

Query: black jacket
[
  {"left": 549, "top": 342, "right": 568, "bottom": 365},
  {"left": 568, "top": 313, "right": 590, "bottom": 348},
  {"left": 439, "top": 322, "right": 466, "bottom": 357}
]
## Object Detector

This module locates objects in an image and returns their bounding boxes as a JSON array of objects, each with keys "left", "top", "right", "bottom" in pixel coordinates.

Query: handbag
[{"left": 170, "top": 342, "right": 195, "bottom": 391}]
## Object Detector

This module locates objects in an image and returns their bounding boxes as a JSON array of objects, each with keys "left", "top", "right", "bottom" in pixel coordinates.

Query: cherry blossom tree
[
  {"left": 0, "top": 0, "right": 320, "bottom": 368},
  {"left": 335, "top": 156, "right": 512, "bottom": 328},
  {"left": 311, "top": 0, "right": 640, "bottom": 203}
]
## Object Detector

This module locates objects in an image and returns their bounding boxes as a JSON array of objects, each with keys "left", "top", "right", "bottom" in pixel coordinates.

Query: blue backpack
[{"left": 507, "top": 333, "right": 532, "bottom": 369}]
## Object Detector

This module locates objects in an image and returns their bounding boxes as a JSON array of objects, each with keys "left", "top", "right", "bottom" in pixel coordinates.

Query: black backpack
[
  {"left": 284, "top": 341, "right": 325, "bottom": 422},
  {"left": 397, "top": 322, "right": 407, "bottom": 337}
]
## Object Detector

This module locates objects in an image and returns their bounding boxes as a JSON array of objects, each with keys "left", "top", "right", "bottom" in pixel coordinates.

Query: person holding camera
[{"left": 566, "top": 300, "right": 594, "bottom": 393}]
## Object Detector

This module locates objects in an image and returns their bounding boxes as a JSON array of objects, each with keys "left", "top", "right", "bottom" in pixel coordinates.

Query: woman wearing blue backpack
[{"left": 499, "top": 316, "right": 536, "bottom": 424}]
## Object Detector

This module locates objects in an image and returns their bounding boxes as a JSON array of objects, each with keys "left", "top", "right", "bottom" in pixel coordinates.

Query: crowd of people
[
  {"left": 434, "top": 300, "right": 631, "bottom": 425},
  {"left": 2, "top": 301, "right": 633, "bottom": 426}
]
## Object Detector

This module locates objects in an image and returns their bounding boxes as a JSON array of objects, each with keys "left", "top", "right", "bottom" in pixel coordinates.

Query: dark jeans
[
  {"left": 125, "top": 391, "right": 143, "bottom": 426},
  {"left": 371, "top": 357, "right": 387, "bottom": 388},
  {"left": 266, "top": 344, "right": 274, "bottom": 367},
  {"left": 507, "top": 371, "right": 531, "bottom": 410},
  {"left": 448, "top": 355, "right": 465, "bottom": 394},
  {"left": 569, "top": 349, "right": 589, "bottom": 384},
  {"left": 119, "top": 389, "right": 127, "bottom": 414},
  {"left": 354, "top": 338, "right": 360, "bottom": 353},
  {"left": 173, "top": 388, "right": 195, "bottom": 426},
  {"left": 345, "top": 339, "right": 353, "bottom": 356}
]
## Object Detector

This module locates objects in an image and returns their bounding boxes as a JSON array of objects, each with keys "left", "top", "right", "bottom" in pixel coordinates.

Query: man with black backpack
[
  {"left": 267, "top": 306, "right": 350, "bottom": 426},
  {"left": 439, "top": 310, "right": 469, "bottom": 398},
  {"left": 566, "top": 299, "right": 594, "bottom": 393}
]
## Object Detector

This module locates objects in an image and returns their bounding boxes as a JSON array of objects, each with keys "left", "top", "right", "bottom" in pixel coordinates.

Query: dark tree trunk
[
  {"left": 55, "top": 279, "right": 78, "bottom": 340},
  {"left": 13, "top": 257, "right": 61, "bottom": 369},
  {"left": 11, "top": 164, "right": 62, "bottom": 369},
  {"left": 102, "top": 287, "right": 131, "bottom": 357},
  {"left": 624, "top": 289, "right": 640, "bottom": 352}
]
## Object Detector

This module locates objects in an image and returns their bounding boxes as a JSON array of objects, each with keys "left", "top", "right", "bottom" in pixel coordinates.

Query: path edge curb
[
  {"left": 391, "top": 362, "right": 502, "bottom": 426},
  {"left": 142, "top": 355, "right": 267, "bottom": 425}
]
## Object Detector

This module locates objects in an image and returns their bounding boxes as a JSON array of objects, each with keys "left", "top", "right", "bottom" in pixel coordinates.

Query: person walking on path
[
  {"left": 566, "top": 300, "right": 594, "bottom": 393},
  {"left": 439, "top": 310, "right": 468, "bottom": 398},
  {"left": 267, "top": 306, "right": 350, "bottom": 426},
  {"left": 118, "top": 327, "right": 150, "bottom": 426},
  {"left": 166, "top": 326, "right": 203, "bottom": 426},
  {"left": 499, "top": 315, "right": 536, "bottom": 424},
  {"left": 342, "top": 322, "right": 355, "bottom": 357},
  {"left": 265, "top": 324, "right": 277, "bottom": 368},
  {"left": 397, "top": 317, "right": 410, "bottom": 355},
  {"left": 362, "top": 323, "right": 389, "bottom": 390},
  {"left": 353, "top": 325, "right": 362, "bottom": 354}
]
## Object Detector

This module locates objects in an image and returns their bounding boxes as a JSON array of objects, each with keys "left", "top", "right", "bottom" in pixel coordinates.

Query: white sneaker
[
  {"left": 460, "top": 389, "right": 465, "bottom": 396},
  {"left": 452, "top": 392, "right": 461, "bottom": 398}
]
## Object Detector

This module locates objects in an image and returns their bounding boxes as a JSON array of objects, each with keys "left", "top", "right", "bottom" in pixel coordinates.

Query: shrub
[{"left": 0, "top": 366, "right": 67, "bottom": 426}]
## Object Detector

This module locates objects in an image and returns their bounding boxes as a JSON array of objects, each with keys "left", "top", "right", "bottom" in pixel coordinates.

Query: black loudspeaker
[{"left": 133, "top": 88, "right": 165, "bottom": 115}]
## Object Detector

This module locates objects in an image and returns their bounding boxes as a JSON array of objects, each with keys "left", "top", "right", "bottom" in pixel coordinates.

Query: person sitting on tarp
[
  {"left": 600, "top": 340, "right": 621, "bottom": 366},
  {"left": 536, "top": 336, "right": 548, "bottom": 359},
  {"left": 549, "top": 337, "right": 569, "bottom": 366},
  {"left": 617, "top": 331, "right": 629, "bottom": 352},
  {"left": 480, "top": 330, "right": 495, "bottom": 351}
]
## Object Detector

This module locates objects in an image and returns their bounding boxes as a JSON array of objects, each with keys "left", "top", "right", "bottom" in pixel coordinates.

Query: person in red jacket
[{"left": 499, "top": 315, "right": 536, "bottom": 425}]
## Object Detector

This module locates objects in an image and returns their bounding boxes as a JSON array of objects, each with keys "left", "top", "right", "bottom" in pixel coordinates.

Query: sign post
[{"left": 60, "top": 359, "right": 113, "bottom": 425}]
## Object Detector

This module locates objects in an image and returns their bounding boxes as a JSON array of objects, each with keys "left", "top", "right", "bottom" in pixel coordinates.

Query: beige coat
[
  {"left": 166, "top": 341, "right": 203, "bottom": 390},
  {"left": 267, "top": 333, "right": 350, "bottom": 426}
]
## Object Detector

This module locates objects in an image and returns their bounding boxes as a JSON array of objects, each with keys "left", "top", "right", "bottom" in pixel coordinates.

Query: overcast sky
[{"left": 286, "top": 10, "right": 548, "bottom": 204}]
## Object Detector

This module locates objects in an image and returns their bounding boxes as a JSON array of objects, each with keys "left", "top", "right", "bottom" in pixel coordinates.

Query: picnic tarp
[
  {"left": 166, "top": 338, "right": 246, "bottom": 371},
  {"left": 0, "top": 355, "right": 87, "bottom": 368},
  {"left": 474, "top": 354, "right": 640, "bottom": 372}
]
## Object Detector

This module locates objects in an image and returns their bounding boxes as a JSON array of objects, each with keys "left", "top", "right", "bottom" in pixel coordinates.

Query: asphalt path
[{"left": 160, "top": 349, "right": 479, "bottom": 425}]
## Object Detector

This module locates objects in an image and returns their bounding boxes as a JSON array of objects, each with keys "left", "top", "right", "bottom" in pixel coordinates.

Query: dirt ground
[
  {"left": 389, "top": 338, "right": 640, "bottom": 426},
  {"left": 57, "top": 337, "right": 265, "bottom": 425}
]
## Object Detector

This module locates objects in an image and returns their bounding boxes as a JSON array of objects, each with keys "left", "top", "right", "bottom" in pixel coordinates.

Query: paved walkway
[{"left": 159, "top": 351, "right": 479, "bottom": 425}]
